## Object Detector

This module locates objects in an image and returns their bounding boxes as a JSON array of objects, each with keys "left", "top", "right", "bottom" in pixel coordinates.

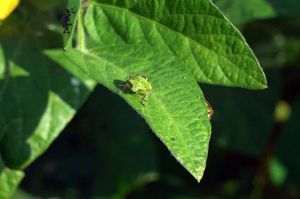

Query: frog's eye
[
  {"left": 128, "top": 75, "right": 133, "bottom": 79},
  {"left": 140, "top": 75, "right": 148, "bottom": 80},
  {"left": 127, "top": 79, "right": 133, "bottom": 87}
]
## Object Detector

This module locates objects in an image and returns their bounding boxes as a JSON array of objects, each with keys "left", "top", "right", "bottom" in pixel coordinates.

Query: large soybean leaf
[
  {"left": 213, "top": 0, "right": 276, "bottom": 24},
  {"left": 85, "top": 0, "right": 267, "bottom": 89},
  {"left": 0, "top": 37, "right": 95, "bottom": 197},
  {"left": 64, "top": 45, "right": 211, "bottom": 181}
]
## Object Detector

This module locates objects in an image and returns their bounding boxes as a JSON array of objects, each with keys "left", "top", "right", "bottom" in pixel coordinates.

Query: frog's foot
[{"left": 140, "top": 94, "right": 148, "bottom": 106}]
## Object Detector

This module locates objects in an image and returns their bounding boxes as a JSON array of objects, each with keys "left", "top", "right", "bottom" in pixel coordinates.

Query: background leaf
[
  {"left": 213, "top": 0, "right": 276, "bottom": 24},
  {"left": 202, "top": 70, "right": 280, "bottom": 156},
  {"left": 0, "top": 26, "right": 96, "bottom": 197},
  {"left": 269, "top": 0, "right": 300, "bottom": 17},
  {"left": 0, "top": 156, "right": 24, "bottom": 199}
]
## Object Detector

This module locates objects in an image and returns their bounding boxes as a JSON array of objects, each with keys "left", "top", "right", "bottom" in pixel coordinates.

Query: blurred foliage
[
  {"left": 0, "top": 0, "right": 299, "bottom": 199},
  {"left": 213, "top": 0, "right": 276, "bottom": 24},
  {"left": 269, "top": 0, "right": 300, "bottom": 17},
  {"left": 0, "top": 0, "right": 95, "bottom": 198},
  {"left": 202, "top": 70, "right": 280, "bottom": 156}
]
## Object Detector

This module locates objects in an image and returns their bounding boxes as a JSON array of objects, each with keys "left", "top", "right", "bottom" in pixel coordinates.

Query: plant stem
[{"left": 77, "top": 3, "right": 86, "bottom": 51}]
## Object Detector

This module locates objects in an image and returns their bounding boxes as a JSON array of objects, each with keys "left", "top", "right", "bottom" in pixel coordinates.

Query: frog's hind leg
[
  {"left": 118, "top": 82, "right": 131, "bottom": 95},
  {"left": 140, "top": 93, "right": 148, "bottom": 106}
]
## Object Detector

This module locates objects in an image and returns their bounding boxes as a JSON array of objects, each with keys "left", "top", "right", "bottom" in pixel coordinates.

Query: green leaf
[
  {"left": 0, "top": 38, "right": 95, "bottom": 197},
  {"left": 0, "top": 156, "right": 24, "bottom": 199},
  {"left": 64, "top": 45, "right": 211, "bottom": 181},
  {"left": 85, "top": 0, "right": 267, "bottom": 89},
  {"left": 213, "top": 0, "right": 276, "bottom": 24},
  {"left": 0, "top": 42, "right": 94, "bottom": 167}
]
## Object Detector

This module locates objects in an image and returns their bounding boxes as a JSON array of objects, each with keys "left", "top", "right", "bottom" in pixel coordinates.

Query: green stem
[{"left": 77, "top": 4, "right": 86, "bottom": 51}]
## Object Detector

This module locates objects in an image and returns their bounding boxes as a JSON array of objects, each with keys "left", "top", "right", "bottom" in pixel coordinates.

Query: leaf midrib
[{"left": 70, "top": 48, "right": 201, "bottom": 177}]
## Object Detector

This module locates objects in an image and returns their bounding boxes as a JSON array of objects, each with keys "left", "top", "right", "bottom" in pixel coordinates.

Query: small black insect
[{"left": 61, "top": 7, "right": 76, "bottom": 34}]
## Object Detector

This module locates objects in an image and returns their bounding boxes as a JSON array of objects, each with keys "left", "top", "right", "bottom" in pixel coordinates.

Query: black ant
[{"left": 61, "top": 7, "right": 76, "bottom": 34}]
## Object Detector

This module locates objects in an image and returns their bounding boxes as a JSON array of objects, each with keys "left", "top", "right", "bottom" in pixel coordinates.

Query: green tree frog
[{"left": 121, "top": 75, "right": 152, "bottom": 105}]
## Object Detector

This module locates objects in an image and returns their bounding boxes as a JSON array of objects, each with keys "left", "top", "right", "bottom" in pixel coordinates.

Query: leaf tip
[
  {"left": 248, "top": 67, "right": 268, "bottom": 90},
  {"left": 257, "top": 74, "right": 268, "bottom": 90},
  {"left": 196, "top": 176, "right": 203, "bottom": 183},
  {"left": 189, "top": 167, "right": 206, "bottom": 183},
  {"left": 193, "top": 171, "right": 205, "bottom": 183}
]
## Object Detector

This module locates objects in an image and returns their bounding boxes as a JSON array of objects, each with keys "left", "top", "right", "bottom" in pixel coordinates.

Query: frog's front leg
[{"left": 118, "top": 83, "right": 125, "bottom": 93}]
